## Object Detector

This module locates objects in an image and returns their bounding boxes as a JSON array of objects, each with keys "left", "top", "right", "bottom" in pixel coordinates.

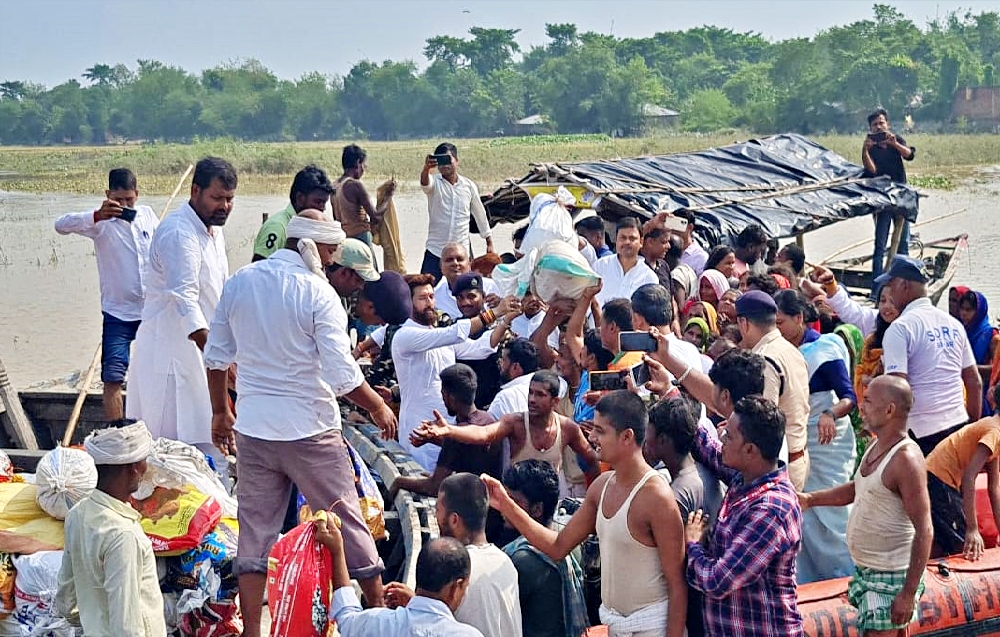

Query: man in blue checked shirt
[{"left": 684, "top": 395, "right": 804, "bottom": 637}]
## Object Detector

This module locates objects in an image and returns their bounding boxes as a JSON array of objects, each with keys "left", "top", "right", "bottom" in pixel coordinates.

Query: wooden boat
[
  {"left": 482, "top": 133, "right": 969, "bottom": 300},
  {"left": 825, "top": 233, "right": 969, "bottom": 306},
  {"left": 0, "top": 390, "right": 432, "bottom": 588}
]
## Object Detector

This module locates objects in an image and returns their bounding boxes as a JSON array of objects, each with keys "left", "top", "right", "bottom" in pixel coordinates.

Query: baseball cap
[
  {"left": 735, "top": 289, "right": 778, "bottom": 317},
  {"left": 334, "top": 238, "right": 379, "bottom": 282},
  {"left": 873, "top": 255, "right": 929, "bottom": 286}
]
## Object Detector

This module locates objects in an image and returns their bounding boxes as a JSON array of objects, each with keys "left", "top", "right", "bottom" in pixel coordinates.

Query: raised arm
[
  {"left": 482, "top": 472, "right": 600, "bottom": 561},
  {"left": 567, "top": 283, "right": 600, "bottom": 366}
]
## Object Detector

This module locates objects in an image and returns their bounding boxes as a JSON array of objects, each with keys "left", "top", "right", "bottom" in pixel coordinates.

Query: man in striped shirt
[{"left": 685, "top": 395, "right": 803, "bottom": 637}]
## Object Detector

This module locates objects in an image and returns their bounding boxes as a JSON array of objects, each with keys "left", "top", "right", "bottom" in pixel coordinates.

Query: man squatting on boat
[{"left": 53, "top": 129, "right": 1000, "bottom": 637}]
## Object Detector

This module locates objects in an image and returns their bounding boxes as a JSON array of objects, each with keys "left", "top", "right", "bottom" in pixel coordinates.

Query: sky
[{"left": 2, "top": 0, "right": 1000, "bottom": 87}]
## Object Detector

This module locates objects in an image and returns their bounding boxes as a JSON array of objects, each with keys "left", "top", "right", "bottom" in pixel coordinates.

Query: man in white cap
[
  {"left": 204, "top": 209, "right": 398, "bottom": 637},
  {"left": 56, "top": 419, "right": 166, "bottom": 637}
]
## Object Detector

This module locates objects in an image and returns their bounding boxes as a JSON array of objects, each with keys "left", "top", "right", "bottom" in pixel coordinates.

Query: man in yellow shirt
[
  {"left": 56, "top": 419, "right": 166, "bottom": 637},
  {"left": 926, "top": 384, "right": 1000, "bottom": 561}
]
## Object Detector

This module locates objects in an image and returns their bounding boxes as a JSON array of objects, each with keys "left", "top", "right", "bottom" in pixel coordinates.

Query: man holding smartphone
[
  {"left": 55, "top": 168, "right": 159, "bottom": 420},
  {"left": 420, "top": 143, "right": 495, "bottom": 281},
  {"left": 862, "top": 108, "right": 916, "bottom": 284}
]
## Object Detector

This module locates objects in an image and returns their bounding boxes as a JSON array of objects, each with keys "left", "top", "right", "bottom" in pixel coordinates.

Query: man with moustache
[
  {"left": 127, "top": 157, "right": 236, "bottom": 468},
  {"left": 391, "top": 274, "right": 517, "bottom": 470},
  {"left": 434, "top": 242, "right": 502, "bottom": 320},
  {"left": 592, "top": 218, "right": 658, "bottom": 308}
]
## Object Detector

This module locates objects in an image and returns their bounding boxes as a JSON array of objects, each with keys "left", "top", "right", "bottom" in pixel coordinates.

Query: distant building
[
  {"left": 951, "top": 86, "right": 1000, "bottom": 124},
  {"left": 639, "top": 104, "right": 680, "bottom": 133}
]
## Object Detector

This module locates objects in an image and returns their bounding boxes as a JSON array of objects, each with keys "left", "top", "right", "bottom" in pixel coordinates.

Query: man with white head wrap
[
  {"left": 204, "top": 208, "right": 398, "bottom": 637},
  {"left": 56, "top": 419, "right": 167, "bottom": 637}
]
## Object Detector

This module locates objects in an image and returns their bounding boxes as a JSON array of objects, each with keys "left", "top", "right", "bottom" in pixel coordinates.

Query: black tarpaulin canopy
[{"left": 481, "top": 133, "right": 919, "bottom": 248}]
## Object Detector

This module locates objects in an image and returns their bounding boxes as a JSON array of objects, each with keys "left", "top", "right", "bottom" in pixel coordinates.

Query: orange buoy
[{"left": 800, "top": 549, "right": 1000, "bottom": 636}]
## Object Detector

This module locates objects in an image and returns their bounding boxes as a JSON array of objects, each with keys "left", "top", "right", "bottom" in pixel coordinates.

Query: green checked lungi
[{"left": 847, "top": 566, "right": 925, "bottom": 632}]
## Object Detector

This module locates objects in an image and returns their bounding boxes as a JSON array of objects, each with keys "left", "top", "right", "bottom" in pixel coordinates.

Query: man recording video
[{"left": 862, "top": 108, "right": 916, "bottom": 285}]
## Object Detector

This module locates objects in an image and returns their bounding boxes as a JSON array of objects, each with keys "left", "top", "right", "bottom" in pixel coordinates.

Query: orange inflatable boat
[{"left": 801, "top": 549, "right": 1000, "bottom": 636}]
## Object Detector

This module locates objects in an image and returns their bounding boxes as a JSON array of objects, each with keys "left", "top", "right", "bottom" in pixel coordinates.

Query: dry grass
[{"left": 1, "top": 132, "right": 997, "bottom": 195}]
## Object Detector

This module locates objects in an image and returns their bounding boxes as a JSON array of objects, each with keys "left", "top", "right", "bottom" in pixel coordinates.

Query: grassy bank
[{"left": 1, "top": 133, "right": 997, "bottom": 195}]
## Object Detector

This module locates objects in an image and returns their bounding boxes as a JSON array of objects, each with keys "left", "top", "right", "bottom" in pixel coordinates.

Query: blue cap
[
  {"left": 452, "top": 272, "right": 483, "bottom": 296},
  {"left": 873, "top": 255, "right": 929, "bottom": 286},
  {"left": 735, "top": 289, "right": 777, "bottom": 317}
]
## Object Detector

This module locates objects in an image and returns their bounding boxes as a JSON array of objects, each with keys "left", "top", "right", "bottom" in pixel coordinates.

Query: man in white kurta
[
  {"left": 56, "top": 420, "right": 166, "bottom": 637},
  {"left": 127, "top": 157, "right": 236, "bottom": 462}
]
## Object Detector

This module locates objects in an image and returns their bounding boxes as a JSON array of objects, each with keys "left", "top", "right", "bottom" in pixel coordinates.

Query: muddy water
[{"left": 1, "top": 179, "right": 998, "bottom": 388}]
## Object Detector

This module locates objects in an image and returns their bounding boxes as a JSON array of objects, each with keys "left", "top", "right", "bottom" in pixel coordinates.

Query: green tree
[{"left": 682, "top": 89, "right": 737, "bottom": 132}]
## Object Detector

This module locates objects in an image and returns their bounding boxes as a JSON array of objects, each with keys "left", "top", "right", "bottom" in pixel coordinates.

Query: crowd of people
[{"left": 50, "top": 119, "right": 1000, "bottom": 637}]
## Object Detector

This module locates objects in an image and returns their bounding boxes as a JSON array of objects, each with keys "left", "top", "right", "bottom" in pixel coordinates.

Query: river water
[{"left": 1, "top": 177, "right": 998, "bottom": 388}]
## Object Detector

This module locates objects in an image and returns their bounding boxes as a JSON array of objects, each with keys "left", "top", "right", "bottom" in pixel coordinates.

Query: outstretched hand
[{"left": 480, "top": 473, "right": 514, "bottom": 513}]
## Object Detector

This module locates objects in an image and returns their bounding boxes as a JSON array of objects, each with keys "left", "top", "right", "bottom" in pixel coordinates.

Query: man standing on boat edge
[
  {"left": 126, "top": 157, "right": 234, "bottom": 469},
  {"left": 862, "top": 108, "right": 916, "bottom": 284},
  {"left": 420, "top": 142, "right": 495, "bottom": 281},
  {"left": 54, "top": 168, "right": 159, "bottom": 421},
  {"left": 204, "top": 209, "right": 398, "bottom": 637}
]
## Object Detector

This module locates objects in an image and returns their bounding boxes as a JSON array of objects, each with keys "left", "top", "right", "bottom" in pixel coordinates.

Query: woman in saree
[{"left": 775, "top": 289, "right": 857, "bottom": 583}]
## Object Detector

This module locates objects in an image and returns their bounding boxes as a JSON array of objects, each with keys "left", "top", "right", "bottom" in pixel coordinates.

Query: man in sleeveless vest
[
  {"left": 412, "top": 370, "right": 599, "bottom": 486},
  {"left": 800, "top": 376, "right": 932, "bottom": 637},
  {"left": 482, "top": 391, "right": 688, "bottom": 637}
]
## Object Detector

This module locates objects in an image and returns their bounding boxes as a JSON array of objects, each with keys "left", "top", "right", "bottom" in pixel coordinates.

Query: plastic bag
[
  {"left": 134, "top": 439, "right": 237, "bottom": 519},
  {"left": 34, "top": 448, "right": 97, "bottom": 521},
  {"left": 132, "top": 487, "right": 222, "bottom": 556},
  {"left": 0, "top": 553, "right": 13, "bottom": 621},
  {"left": 11, "top": 551, "right": 75, "bottom": 637},
  {"left": 0, "top": 484, "right": 64, "bottom": 550},
  {"left": 0, "top": 453, "right": 13, "bottom": 483},
  {"left": 346, "top": 442, "right": 386, "bottom": 541},
  {"left": 519, "top": 187, "right": 577, "bottom": 257},
  {"left": 164, "top": 518, "right": 239, "bottom": 603},
  {"left": 531, "top": 240, "right": 602, "bottom": 304},
  {"left": 178, "top": 599, "right": 242, "bottom": 637},
  {"left": 266, "top": 518, "right": 333, "bottom": 637}
]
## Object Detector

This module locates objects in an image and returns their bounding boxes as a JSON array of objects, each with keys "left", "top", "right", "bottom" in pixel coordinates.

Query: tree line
[{"left": 1, "top": 4, "right": 998, "bottom": 145}]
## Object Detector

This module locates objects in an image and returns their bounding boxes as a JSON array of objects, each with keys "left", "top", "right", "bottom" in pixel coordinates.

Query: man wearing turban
[
  {"left": 203, "top": 209, "right": 398, "bottom": 637},
  {"left": 56, "top": 419, "right": 166, "bottom": 637}
]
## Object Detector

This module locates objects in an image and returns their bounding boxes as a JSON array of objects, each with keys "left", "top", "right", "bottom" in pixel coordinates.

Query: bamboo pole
[
  {"left": 61, "top": 163, "right": 194, "bottom": 447},
  {"left": 884, "top": 214, "right": 907, "bottom": 268},
  {"left": 816, "top": 208, "right": 968, "bottom": 266},
  {"left": 0, "top": 354, "right": 38, "bottom": 450}
]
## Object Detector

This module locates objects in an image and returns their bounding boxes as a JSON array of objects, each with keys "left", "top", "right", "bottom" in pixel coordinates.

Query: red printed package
[{"left": 266, "top": 519, "right": 334, "bottom": 637}]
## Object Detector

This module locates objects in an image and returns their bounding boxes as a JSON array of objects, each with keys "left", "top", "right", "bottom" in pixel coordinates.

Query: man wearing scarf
[
  {"left": 204, "top": 210, "right": 398, "bottom": 637},
  {"left": 56, "top": 420, "right": 167, "bottom": 637}
]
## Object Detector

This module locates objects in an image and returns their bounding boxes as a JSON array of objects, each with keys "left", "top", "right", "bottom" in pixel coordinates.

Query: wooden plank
[{"left": 0, "top": 355, "right": 38, "bottom": 450}]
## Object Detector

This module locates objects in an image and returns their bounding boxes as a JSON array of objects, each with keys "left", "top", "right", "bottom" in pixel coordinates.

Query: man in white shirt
[
  {"left": 204, "top": 210, "right": 399, "bottom": 637},
  {"left": 488, "top": 338, "right": 541, "bottom": 420},
  {"left": 593, "top": 217, "right": 659, "bottom": 308},
  {"left": 434, "top": 242, "right": 501, "bottom": 319},
  {"left": 126, "top": 157, "right": 234, "bottom": 467},
  {"left": 56, "top": 420, "right": 167, "bottom": 637},
  {"left": 392, "top": 274, "right": 516, "bottom": 470},
  {"left": 436, "top": 473, "right": 523, "bottom": 637},
  {"left": 876, "top": 255, "right": 982, "bottom": 455},
  {"left": 420, "top": 143, "right": 495, "bottom": 281},
  {"left": 324, "top": 529, "right": 484, "bottom": 637},
  {"left": 55, "top": 168, "right": 159, "bottom": 420},
  {"left": 675, "top": 211, "right": 708, "bottom": 276}
]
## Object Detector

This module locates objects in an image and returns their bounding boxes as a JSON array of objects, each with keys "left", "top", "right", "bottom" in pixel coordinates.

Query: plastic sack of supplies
[
  {"left": 0, "top": 553, "right": 14, "bottom": 621},
  {"left": 11, "top": 551, "right": 76, "bottom": 637},
  {"left": 134, "top": 438, "right": 237, "bottom": 519},
  {"left": 0, "top": 483, "right": 64, "bottom": 551},
  {"left": 530, "top": 240, "right": 601, "bottom": 305},
  {"left": 132, "top": 486, "right": 222, "bottom": 556},
  {"left": 0, "top": 453, "right": 13, "bottom": 483},
  {"left": 266, "top": 513, "right": 335, "bottom": 637},
  {"left": 518, "top": 187, "right": 577, "bottom": 256},
  {"left": 34, "top": 448, "right": 97, "bottom": 521}
]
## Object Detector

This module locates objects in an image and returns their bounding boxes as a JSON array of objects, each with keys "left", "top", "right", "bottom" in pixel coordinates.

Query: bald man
[
  {"left": 434, "top": 242, "right": 502, "bottom": 320},
  {"left": 800, "top": 376, "right": 932, "bottom": 637}
]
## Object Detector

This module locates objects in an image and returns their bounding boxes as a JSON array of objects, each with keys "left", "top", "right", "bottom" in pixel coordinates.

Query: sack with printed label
[
  {"left": 266, "top": 517, "right": 334, "bottom": 637},
  {"left": 131, "top": 486, "right": 222, "bottom": 556}
]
